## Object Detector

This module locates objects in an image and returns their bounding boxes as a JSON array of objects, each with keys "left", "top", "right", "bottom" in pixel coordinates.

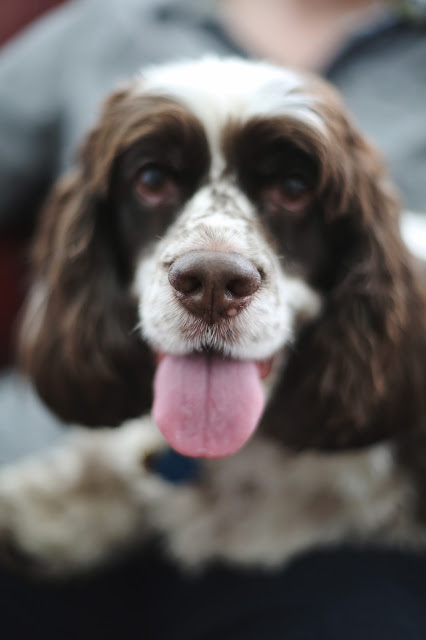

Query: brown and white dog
[{"left": 1, "top": 57, "right": 426, "bottom": 575}]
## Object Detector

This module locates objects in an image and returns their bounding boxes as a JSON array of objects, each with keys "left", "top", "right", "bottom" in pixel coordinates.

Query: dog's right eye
[
  {"left": 135, "top": 164, "right": 180, "bottom": 207},
  {"left": 260, "top": 174, "right": 313, "bottom": 217}
]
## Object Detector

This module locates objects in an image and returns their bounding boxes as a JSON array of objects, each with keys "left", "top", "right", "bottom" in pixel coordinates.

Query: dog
[{"left": 1, "top": 56, "right": 426, "bottom": 576}]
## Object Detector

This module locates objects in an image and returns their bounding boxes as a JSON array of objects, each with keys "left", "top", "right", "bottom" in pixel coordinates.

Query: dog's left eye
[
  {"left": 263, "top": 175, "right": 313, "bottom": 215},
  {"left": 135, "top": 164, "right": 179, "bottom": 206}
]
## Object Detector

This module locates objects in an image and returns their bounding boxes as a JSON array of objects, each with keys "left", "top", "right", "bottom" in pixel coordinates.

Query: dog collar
[{"left": 148, "top": 447, "right": 203, "bottom": 484}]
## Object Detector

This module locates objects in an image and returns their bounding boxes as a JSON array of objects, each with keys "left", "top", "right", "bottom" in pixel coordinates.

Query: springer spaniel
[{"left": 1, "top": 57, "right": 426, "bottom": 575}]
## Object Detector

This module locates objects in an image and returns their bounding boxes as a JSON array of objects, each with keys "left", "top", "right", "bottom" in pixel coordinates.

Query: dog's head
[{"left": 20, "top": 57, "right": 426, "bottom": 456}]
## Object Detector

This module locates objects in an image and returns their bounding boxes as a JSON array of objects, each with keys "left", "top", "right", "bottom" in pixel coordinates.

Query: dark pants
[{"left": 2, "top": 546, "right": 426, "bottom": 639}]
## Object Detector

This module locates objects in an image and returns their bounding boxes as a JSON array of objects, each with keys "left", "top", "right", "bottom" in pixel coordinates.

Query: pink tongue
[{"left": 153, "top": 355, "right": 265, "bottom": 458}]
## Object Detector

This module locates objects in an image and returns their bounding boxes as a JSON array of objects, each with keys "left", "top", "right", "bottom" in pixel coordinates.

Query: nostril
[
  {"left": 182, "top": 277, "right": 202, "bottom": 295},
  {"left": 227, "top": 273, "right": 261, "bottom": 298},
  {"left": 169, "top": 271, "right": 201, "bottom": 295}
]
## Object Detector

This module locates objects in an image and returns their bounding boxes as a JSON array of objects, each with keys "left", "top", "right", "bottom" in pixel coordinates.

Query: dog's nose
[{"left": 169, "top": 250, "right": 261, "bottom": 322}]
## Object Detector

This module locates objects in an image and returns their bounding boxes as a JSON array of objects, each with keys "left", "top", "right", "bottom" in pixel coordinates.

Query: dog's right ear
[
  {"left": 18, "top": 98, "right": 155, "bottom": 426},
  {"left": 262, "top": 94, "right": 426, "bottom": 451}
]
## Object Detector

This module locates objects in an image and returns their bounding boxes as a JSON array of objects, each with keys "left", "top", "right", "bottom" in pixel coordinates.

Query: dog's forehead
[{"left": 133, "top": 57, "right": 326, "bottom": 142}]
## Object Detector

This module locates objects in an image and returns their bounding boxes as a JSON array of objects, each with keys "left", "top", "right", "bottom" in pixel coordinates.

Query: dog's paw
[{"left": 0, "top": 418, "right": 167, "bottom": 576}]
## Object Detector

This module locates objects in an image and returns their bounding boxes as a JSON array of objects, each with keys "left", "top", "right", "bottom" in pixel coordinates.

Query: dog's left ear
[
  {"left": 264, "top": 110, "right": 426, "bottom": 450},
  {"left": 17, "top": 90, "right": 155, "bottom": 426},
  {"left": 18, "top": 168, "right": 154, "bottom": 427}
]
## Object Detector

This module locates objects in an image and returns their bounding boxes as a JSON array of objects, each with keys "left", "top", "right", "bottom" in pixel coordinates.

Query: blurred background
[{"left": 0, "top": 0, "right": 66, "bottom": 370}]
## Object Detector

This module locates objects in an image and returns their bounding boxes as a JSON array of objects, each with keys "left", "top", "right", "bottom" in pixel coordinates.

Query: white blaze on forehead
[{"left": 134, "top": 57, "right": 326, "bottom": 150}]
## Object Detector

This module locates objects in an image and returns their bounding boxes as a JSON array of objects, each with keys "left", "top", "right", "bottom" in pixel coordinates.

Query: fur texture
[{"left": 1, "top": 57, "right": 426, "bottom": 575}]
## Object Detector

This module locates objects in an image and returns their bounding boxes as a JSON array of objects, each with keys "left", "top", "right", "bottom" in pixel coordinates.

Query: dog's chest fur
[
  {"left": 0, "top": 417, "right": 423, "bottom": 576},
  {"left": 148, "top": 433, "right": 423, "bottom": 568}
]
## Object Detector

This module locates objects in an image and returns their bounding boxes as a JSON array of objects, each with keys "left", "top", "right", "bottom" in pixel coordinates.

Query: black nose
[{"left": 168, "top": 250, "right": 261, "bottom": 323}]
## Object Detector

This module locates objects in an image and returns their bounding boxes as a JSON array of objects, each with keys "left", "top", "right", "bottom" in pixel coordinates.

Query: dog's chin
[{"left": 151, "top": 349, "right": 276, "bottom": 459}]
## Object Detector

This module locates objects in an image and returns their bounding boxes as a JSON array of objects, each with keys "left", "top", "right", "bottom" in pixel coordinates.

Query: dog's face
[{"left": 20, "top": 58, "right": 425, "bottom": 456}]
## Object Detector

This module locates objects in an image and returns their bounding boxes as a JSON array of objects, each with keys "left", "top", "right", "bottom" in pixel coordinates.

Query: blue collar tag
[{"left": 149, "top": 448, "right": 203, "bottom": 484}]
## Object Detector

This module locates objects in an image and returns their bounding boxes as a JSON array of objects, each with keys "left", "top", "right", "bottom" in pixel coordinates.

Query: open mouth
[{"left": 152, "top": 352, "right": 274, "bottom": 459}]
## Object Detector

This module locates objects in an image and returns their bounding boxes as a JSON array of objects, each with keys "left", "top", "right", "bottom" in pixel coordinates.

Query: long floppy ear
[
  {"left": 263, "top": 109, "right": 426, "bottom": 450},
  {"left": 18, "top": 94, "right": 155, "bottom": 426}
]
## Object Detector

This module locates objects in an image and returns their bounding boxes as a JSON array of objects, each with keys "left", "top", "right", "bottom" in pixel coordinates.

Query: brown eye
[
  {"left": 264, "top": 175, "right": 313, "bottom": 215},
  {"left": 135, "top": 164, "right": 179, "bottom": 206}
]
